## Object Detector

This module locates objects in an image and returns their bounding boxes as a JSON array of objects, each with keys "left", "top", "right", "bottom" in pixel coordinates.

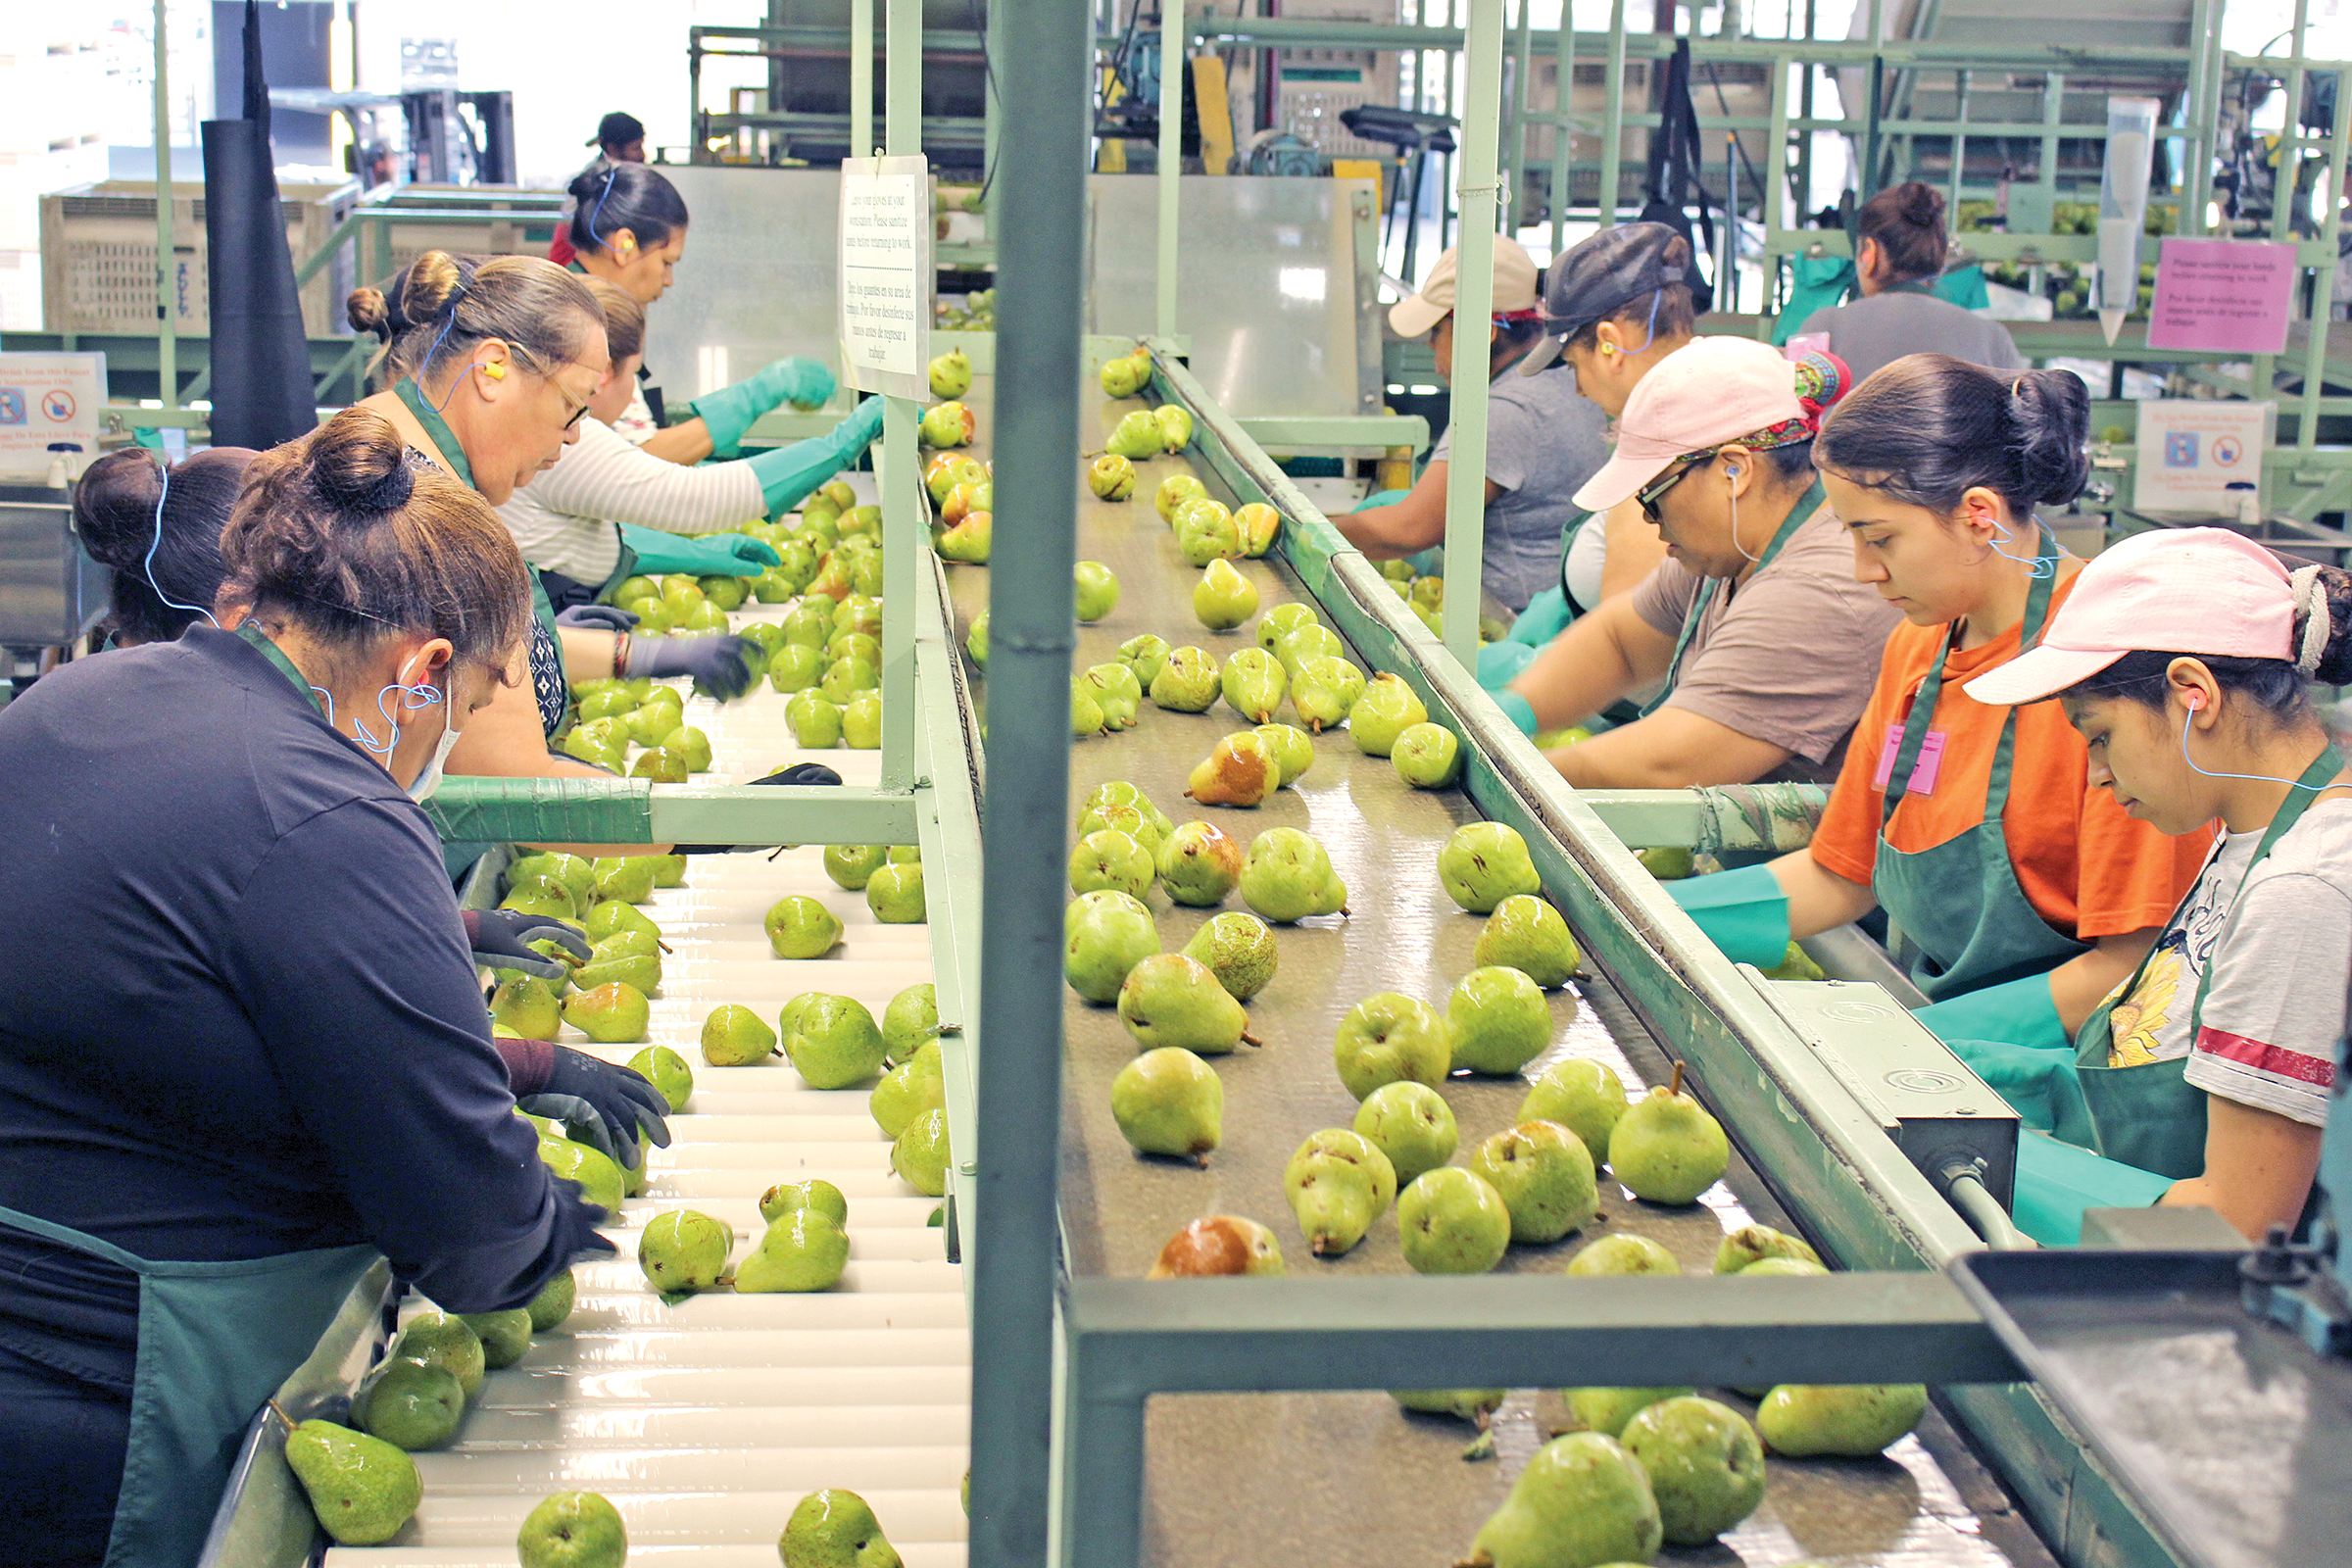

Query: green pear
[
  {"left": 1348, "top": 672, "right": 1427, "bottom": 756},
  {"left": 1157, "top": 820, "right": 1244, "bottom": 906},
  {"left": 392, "top": 1312, "right": 485, "bottom": 1397},
  {"left": 658, "top": 725, "right": 714, "bottom": 771},
  {"left": 460, "top": 1308, "right": 532, "bottom": 1369},
  {"left": 625, "top": 1044, "right": 686, "bottom": 1104},
  {"left": 1440, "top": 821, "right": 1544, "bottom": 914},
  {"left": 1519, "top": 1058, "right": 1629, "bottom": 1168},
  {"left": 1763, "top": 940, "right": 1828, "bottom": 981},
  {"left": 1154, "top": 472, "right": 1207, "bottom": 520},
  {"left": 1755, "top": 1383, "right": 1929, "bottom": 1457},
  {"left": 1065, "top": 890, "right": 1161, "bottom": 1004},
  {"left": 1150, "top": 646, "right": 1222, "bottom": 711},
  {"left": 1290, "top": 655, "right": 1365, "bottom": 732},
  {"left": 1567, "top": 1234, "right": 1681, "bottom": 1277},
  {"left": 1283, "top": 1129, "right": 1396, "bottom": 1255},
  {"left": 539, "top": 1134, "right": 625, "bottom": 1213},
  {"left": 1565, "top": 1387, "right": 1693, "bottom": 1440},
  {"left": 1101, "top": 351, "right": 1151, "bottom": 399},
  {"left": 503, "top": 875, "right": 580, "bottom": 923},
  {"left": 1391, "top": 1388, "right": 1505, "bottom": 1424},
  {"left": 1352, "top": 1080, "right": 1458, "bottom": 1185},
  {"left": 526, "top": 1271, "right": 575, "bottom": 1333},
  {"left": 787, "top": 691, "right": 845, "bottom": 748},
  {"left": 780, "top": 1487, "right": 901, "bottom": 1568},
  {"left": 929, "top": 348, "right": 973, "bottom": 398},
  {"left": 1081, "top": 662, "right": 1143, "bottom": 731},
  {"left": 1181, "top": 910, "right": 1277, "bottom": 1000},
  {"left": 1177, "top": 503, "right": 1243, "bottom": 569},
  {"left": 1468, "top": 1120, "right": 1597, "bottom": 1244},
  {"left": 1465, "top": 1432, "right": 1661, "bottom": 1568},
  {"left": 514, "top": 852, "right": 596, "bottom": 906},
  {"left": 517, "top": 1491, "right": 629, "bottom": 1568},
  {"left": 1218, "top": 646, "right": 1287, "bottom": 722},
  {"left": 491, "top": 975, "right": 563, "bottom": 1041},
  {"left": 824, "top": 844, "right": 889, "bottom": 890},
  {"left": 575, "top": 687, "right": 635, "bottom": 721},
  {"left": 920, "top": 400, "right": 976, "bottom": 447},
  {"left": 1239, "top": 827, "right": 1344, "bottom": 924},
  {"left": 1117, "top": 632, "right": 1171, "bottom": 685},
  {"left": 882, "top": 982, "right": 940, "bottom": 1064},
  {"left": 1069, "top": 828, "right": 1156, "bottom": 900},
  {"left": 1255, "top": 604, "right": 1319, "bottom": 651},
  {"left": 1741, "top": 1256, "right": 1828, "bottom": 1278},
  {"left": 585, "top": 899, "right": 659, "bottom": 944},
  {"left": 1084, "top": 780, "right": 1176, "bottom": 836},
  {"left": 1476, "top": 895, "right": 1582, "bottom": 988},
  {"left": 1154, "top": 403, "right": 1194, "bottom": 451},
  {"left": 637, "top": 1208, "right": 731, "bottom": 1293},
  {"left": 1118, "top": 954, "right": 1253, "bottom": 1054},
  {"left": 1392, "top": 721, "right": 1462, "bottom": 788},
  {"left": 1637, "top": 845, "right": 1695, "bottom": 880},
  {"left": 821, "top": 656, "right": 880, "bottom": 705},
  {"left": 1446, "top": 965, "right": 1553, "bottom": 1077},
  {"left": 736, "top": 1209, "right": 851, "bottom": 1293},
  {"left": 1105, "top": 408, "right": 1162, "bottom": 460},
  {"left": 284, "top": 1419, "right": 421, "bottom": 1545},
  {"left": 1396, "top": 1166, "right": 1512, "bottom": 1274},
  {"left": 786, "top": 994, "right": 888, "bottom": 1089},
  {"left": 702, "top": 1004, "right": 779, "bottom": 1067},
  {"left": 625, "top": 700, "right": 684, "bottom": 750},
  {"left": 1074, "top": 560, "right": 1122, "bottom": 621},
  {"left": 770, "top": 644, "right": 826, "bottom": 693},
  {"left": 1609, "top": 1082, "right": 1731, "bottom": 1204},
  {"left": 1252, "top": 722, "right": 1313, "bottom": 787},
  {"left": 561, "top": 982, "right": 649, "bottom": 1044},
  {"left": 1112, "top": 1047, "right": 1224, "bottom": 1161},
  {"left": 865, "top": 861, "right": 926, "bottom": 923},
  {"left": 764, "top": 895, "right": 844, "bottom": 959},
  {"left": 1088, "top": 453, "right": 1137, "bottom": 500},
  {"left": 1272, "top": 622, "right": 1345, "bottom": 678},
  {"left": 760, "top": 1178, "right": 850, "bottom": 1227},
  {"left": 1078, "top": 802, "right": 1165, "bottom": 856},
  {"left": 1194, "top": 557, "right": 1257, "bottom": 629},
  {"left": 893, "top": 1107, "right": 951, "bottom": 1196},
  {"left": 630, "top": 748, "right": 689, "bottom": 783},
  {"left": 353, "top": 1356, "right": 465, "bottom": 1451},
  {"left": 869, "top": 1042, "right": 946, "bottom": 1138},
  {"left": 577, "top": 935, "right": 661, "bottom": 994},
  {"left": 1714, "top": 1223, "right": 1822, "bottom": 1274},
  {"left": 1332, "top": 992, "right": 1448, "bottom": 1100},
  {"left": 841, "top": 695, "right": 883, "bottom": 749}
]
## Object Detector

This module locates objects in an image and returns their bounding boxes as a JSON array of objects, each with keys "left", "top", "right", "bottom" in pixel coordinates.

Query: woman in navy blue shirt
[{"left": 0, "top": 409, "right": 613, "bottom": 1563}]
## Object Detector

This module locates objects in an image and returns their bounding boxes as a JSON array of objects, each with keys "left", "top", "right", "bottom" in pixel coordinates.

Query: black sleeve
[{"left": 220, "top": 800, "right": 611, "bottom": 1311}]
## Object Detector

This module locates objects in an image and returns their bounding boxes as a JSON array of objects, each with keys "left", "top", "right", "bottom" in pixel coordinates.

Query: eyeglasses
[
  {"left": 552, "top": 380, "right": 593, "bottom": 430},
  {"left": 1636, "top": 454, "right": 1711, "bottom": 523}
]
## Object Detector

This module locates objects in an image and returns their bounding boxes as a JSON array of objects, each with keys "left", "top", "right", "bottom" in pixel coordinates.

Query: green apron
[
  {"left": 2071, "top": 744, "right": 2349, "bottom": 1180},
  {"left": 1871, "top": 529, "right": 2081, "bottom": 1004},
  {"left": 1639, "top": 478, "right": 1824, "bottom": 719}
]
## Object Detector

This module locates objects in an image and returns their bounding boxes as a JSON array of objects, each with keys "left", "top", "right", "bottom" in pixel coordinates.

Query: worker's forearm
[
  {"left": 1773, "top": 850, "right": 1878, "bottom": 939},
  {"left": 558, "top": 628, "right": 622, "bottom": 682},
  {"left": 1336, "top": 502, "right": 1441, "bottom": 560},
  {"left": 2048, "top": 930, "right": 2159, "bottom": 1035},
  {"left": 641, "top": 417, "right": 715, "bottom": 466},
  {"left": 1510, "top": 621, "right": 1638, "bottom": 731}
]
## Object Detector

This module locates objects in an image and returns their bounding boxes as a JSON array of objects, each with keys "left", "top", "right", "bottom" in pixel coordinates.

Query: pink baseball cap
[
  {"left": 1963, "top": 527, "right": 2297, "bottom": 706},
  {"left": 1571, "top": 337, "right": 1847, "bottom": 512}
]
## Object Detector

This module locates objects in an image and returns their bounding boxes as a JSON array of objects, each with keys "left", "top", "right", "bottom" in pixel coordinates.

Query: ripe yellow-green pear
[
  {"left": 920, "top": 400, "right": 977, "bottom": 447},
  {"left": 491, "top": 976, "right": 562, "bottom": 1042},
  {"left": 1756, "top": 1382, "right": 1929, "bottom": 1457},
  {"left": 1069, "top": 828, "right": 1156, "bottom": 900},
  {"left": 1446, "top": 965, "right": 1553, "bottom": 1077},
  {"left": 1235, "top": 500, "right": 1280, "bottom": 555},
  {"left": 736, "top": 1208, "right": 851, "bottom": 1294},
  {"left": 1149, "top": 1215, "right": 1285, "bottom": 1277},
  {"left": 460, "top": 1307, "right": 532, "bottom": 1369},
  {"left": 1219, "top": 647, "right": 1287, "bottom": 723},
  {"left": 1088, "top": 453, "right": 1137, "bottom": 499},
  {"left": 1609, "top": 1071, "right": 1731, "bottom": 1204},
  {"left": 786, "top": 691, "right": 844, "bottom": 748},
  {"left": 1239, "top": 826, "right": 1346, "bottom": 924},
  {"left": 1117, "top": 954, "right": 1254, "bottom": 1054},
  {"left": 1157, "top": 820, "right": 1245, "bottom": 906},
  {"left": 1291, "top": 654, "right": 1366, "bottom": 732},
  {"left": 1333, "top": 992, "right": 1448, "bottom": 1099},
  {"left": 760, "top": 1178, "right": 850, "bottom": 1227},
  {"left": 391, "top": 1312, "right": 485, "bottom": 1398},
  {"left": 1175, "top": 499, "right": 1243, "bottom": 566},
  {"left": 1256, "top": 603, "right": 1318, "bottom": 650},
  {"left": 1112, "top": 1047, "right": 1224, "bottom": 1162},
  {"left": 1074, "top": 560, "right": 1121, "bottom": 621},
  {"left": 1186, "top": 730, "right": 1278, "bottom": 808},
  {"left": 866, "top": 861, "right": 926, "bottom": 922},
  {"left": 1638, "top": 845, "right": 1696, "bottom": 880},
  {"left": 1154, "top": 404, "right": 1193, "bottom": 451},
  {"left": 1150, "top": 646, "right": 1222, "bottom": 710},
  {"left": 1462, "top": 1431, "right": 1662, "bottom": 1568},
  {"left": 1353, "top": 1080, "right": 1457, "bottom": 1184},
  {"left": 638, "top": 1209, "right": 731, "bottom": 1293},
  {"left": 785, "top": 994, "right": 889, "bottom": 1088},
  {"left": 1195, "top": 559, "right": 1259, "bottom": 630},
  {"left": 870, "top": 1041, "right": 946, "bottom": 1139},
  {"left": 353, "top": 1357, "right": 465, "bottom": 1451},
  {"left": 1520, "top": 1057, "right": 1629, "bottom": 1168},
  {"left": 1468, "top": 1121, "right": 1598, "bottom": 1244},
  {"left": 517, "top": 1490, "right": 629, "bottom": 1568},
  {"left": 1283, "top": 1129, "right": 1397, "bottom": 1255},
  {"left": 1066, "top": 890, "right": 1162, "bottom": 1004},
  {"left": 1440, "top": 821, "right": 1544, "bottom": 913},
  {"left": 1101, "top": 350, "right": 1152, "bottom": 398},
  {"left": 882, "top": 982, "right": 939, "bottom": 1065},
  {"left": 538, "top": 1133, "right": 625, "bottom": 1213},
  {"left": 928, "top": 349, "right": 972, "bottom": 399},
  {"left": 1155, "top": 472, "right": 1207, "bottom": 520},
  {"left": 781, "top": 1487, "right": 901, "bottom": 1568},
  {"left": 1252, "top": 722, "right": 1313, "bottom": 786},
  {"left": 1477, "top": 894, "right": 1582, "bottom": 988},
  {"left": 1620, "top": 1396, "right": 1767, "bottom": 1545},
  {"left": 841, "top": 694, "right": 882, "bottom": 749},
  {"left": 1714, "top": 1223, "right": 1822, "bottom": 1274},
  {"left": 1348, "top": 673, "right": 1427, "bottom": 756},
  {"left": 1105, "top": 408, "right": 1162, "bottom": 459},
  {"left": 285, "top": 1420, "right": 422, "bottom": 1545},
  {"left": 1118, "top": 633, "right": 1171, "bottom": 685},
  {"left": 526, "top": 1271, "right": 575, "bottom": 1333},
  {"left": 893, "top": 1106, "right": 951, "bottom": 1195},
  {"left": 1392, "top": 721, "right": 1462, "bottom": 787},
  {"left": 702, "top": 1004, "right": 779, "bottom": 1067},
  {"left": 1567, "top": 1233, "right": 1681, "bottom": 1276},
  {"left": 561, "top": 981, "right": 649, "bottom": 1044},
  {"left": 824, "top": 844, "right": 889, "bottom": 890},
  {"left": 1183, "top": 909, "right": 1278, "bottom": 1000},
  {"left": 1396, "top": 1166, "right": 1512, "bottom": 1274}
]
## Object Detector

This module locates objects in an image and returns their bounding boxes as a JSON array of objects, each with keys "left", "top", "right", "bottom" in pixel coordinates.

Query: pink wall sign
[{"left": 2146, "top": 238, "right": 2297, "bottom": 354}]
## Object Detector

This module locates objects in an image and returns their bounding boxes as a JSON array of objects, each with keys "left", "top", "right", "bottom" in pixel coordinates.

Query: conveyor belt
[
  {"left": 943, "top": 374, "right": 2055, "bottom": 1568},
  {"left": 337, "top": 542, "right": 968, "bottom": 1566}
]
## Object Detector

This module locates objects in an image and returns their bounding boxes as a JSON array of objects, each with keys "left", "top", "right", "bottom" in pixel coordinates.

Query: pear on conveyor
[
  {"left": 1459, "top": 1431, "right": 1662, "bottom": 1568},
  {"left": 1117, "top": 955, "right": 1256, "bottom": 1055},
  {"left": 284, "top": 1420, "right": 422, "bottom": 1545}
]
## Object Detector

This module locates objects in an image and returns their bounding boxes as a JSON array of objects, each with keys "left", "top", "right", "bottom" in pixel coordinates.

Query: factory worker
[
  {"left": 346, "top": 251, "right": 761, "bottom": 772},
  {"left": 1477, "top": 222, "right": 1692, "bottom": 686},
  {"left": 0, "top": 411, "right": 620, "bottom": 1560},
  {"left": 561, "top": 161, "right": 836, "bottom": 466},
  {"left": 1337, "top": 236, "right": 1610, "bottom": 613},
  {"left": 1665, "top": 356, "right": 2208, "bottom": 1079},
  {"left": 63, "top": 443, "right": 670, "bottom": 1152},
  {"left": 502, "top": 278, "right": 882, "bottom": 612},
  {"left": 1795, "top": 182, "right": 2025, "bottom": 387},
  {"left": 547, "top": 111, "right": 647, "bottom": 269},
  {"left": 1950, "top": 528, "right": 2352, "bottom": 1244},
  {"left": 1498, "top": 339, "right": 1901, "bottom": 786}
]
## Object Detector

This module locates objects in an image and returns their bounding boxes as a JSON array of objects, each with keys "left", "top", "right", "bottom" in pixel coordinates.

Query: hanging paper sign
[
  {"left": 2132, "top": 398, "right": 2272, "bottom": 513},
  {"left": 2145, "top": 238, "right": 2298, "bottom": 355},
  {"left": 837, "top": 155, "right": 935, "bottom": 401}
]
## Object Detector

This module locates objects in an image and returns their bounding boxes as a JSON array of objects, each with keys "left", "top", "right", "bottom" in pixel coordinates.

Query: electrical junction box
[{"left": 1757, "top": 977, "right": 2021, "bottom": 1207}]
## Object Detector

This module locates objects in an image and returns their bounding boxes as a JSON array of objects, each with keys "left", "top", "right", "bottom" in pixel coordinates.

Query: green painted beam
[
  {"left": 420, "top": 777, "right": 919, "bottom": 847},
  {"left": 1577, "top": 786, "right": 1831, "bottom": 855},
  {"left": 1237, "top": 415, "right": 1431, "bottom": 454}
]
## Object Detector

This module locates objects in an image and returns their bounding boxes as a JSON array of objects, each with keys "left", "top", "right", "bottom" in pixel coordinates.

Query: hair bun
[
  {"left": 1900, "top": 183, "right": 1945, "bottom": 227},
  {"left": 308, "top": 410, "right": 416, "bottom": 514},
  {"left": 2008, "top": 368, "right": 2091, "bottom": 507},
  {"left": 347, "top": 285, "right": 392, "bottom": 339},
  {"left": 71, "top": 449, "right": 169, "bottom": 571}
]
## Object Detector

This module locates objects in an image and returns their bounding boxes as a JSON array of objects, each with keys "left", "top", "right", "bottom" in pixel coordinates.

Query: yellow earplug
[{"left": 483, "top": 363, "right": 506, "bottom": 380}]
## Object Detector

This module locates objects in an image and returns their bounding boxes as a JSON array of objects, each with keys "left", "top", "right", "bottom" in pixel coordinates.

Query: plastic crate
[{"left": 38, "top": 179, "right": 360, "bottom": 337}]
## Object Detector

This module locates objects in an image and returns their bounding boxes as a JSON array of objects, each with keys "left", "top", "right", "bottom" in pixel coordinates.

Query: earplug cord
[
  {"left": 2179, "top": 702, "right": 2333, "bottom": 791},
  {"left": 143, "top": 461, "right": 220, "bottom": 630}
]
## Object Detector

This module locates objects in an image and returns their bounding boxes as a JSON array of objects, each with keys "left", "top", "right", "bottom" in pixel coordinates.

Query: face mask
[{"left": 346, "top": 657, "right": 458, "bottom": 801}]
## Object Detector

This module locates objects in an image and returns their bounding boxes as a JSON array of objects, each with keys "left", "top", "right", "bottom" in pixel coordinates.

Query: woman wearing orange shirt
[{"left": 1671, "top": 356, "right": 2208, "bottom": 1065}]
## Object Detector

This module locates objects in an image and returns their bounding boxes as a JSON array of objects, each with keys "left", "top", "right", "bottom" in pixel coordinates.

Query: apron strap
[
  {"left": 2186, "top": 744, "right": 2348, "bottom": 1027},
  {"left": 393, "top": 378, "right": 479, "bottom": 492},
  {"left": 0, "top": 1202, "right": 152, "bottom": 1273}
]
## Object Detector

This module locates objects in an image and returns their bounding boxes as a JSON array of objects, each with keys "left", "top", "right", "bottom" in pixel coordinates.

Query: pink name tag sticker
[{"left": 1873, "top": 724, "right": 1947, "bottom": 796}]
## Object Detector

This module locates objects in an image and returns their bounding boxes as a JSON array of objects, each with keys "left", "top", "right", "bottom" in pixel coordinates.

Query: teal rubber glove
[
  {"left": 1667, "top": 862, "right": 1792, "bottom": 968},
  {"left": 1914, "top": 972, "right": 2071, "bottom": 1055},
  {"left": 1478, "top": 640, "right": 1539, "bottom": 689},
  {"left": 691, "top": 358, "right": 838, "bottom": 458},
  {"left": 747, "top": 399, "right": 885, "bottom": 516},
  {"left": 1493, "top": 689, "right": 1538, "bottom": 736},
  {"left": 617, "top": 525, "right": 780, "bottom": 577},
  {"left": 1508, "top": 585, "right": 1574, "bottom": 648},
  {"left": 2010, "top": 1129, "right": 2173, "bottom": 1247},
  {"left": 1351, "top": 489, "right": 1411, "bottom": 512}
]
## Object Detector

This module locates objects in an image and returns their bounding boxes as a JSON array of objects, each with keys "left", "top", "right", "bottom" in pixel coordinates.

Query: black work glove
[
  {"left": 464, "top": 908, "right": 591, "bottom": 980},
  {"left": 622, "top": 634, "right": 758, "bottom": 700},
  {"left": 672, "top": 763, "right": 843, "bottom": 854},
  {"left": 556, "top": 604, "right": 640, "bottom": 633},
  {"left": 518, "top": 1047, "right": 672, "bottom": 1168}
]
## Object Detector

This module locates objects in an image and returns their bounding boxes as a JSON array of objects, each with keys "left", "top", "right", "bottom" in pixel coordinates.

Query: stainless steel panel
[
  {"left": 639, "top": 168, "right": 852, "bottom": 405},
  {"left": 0, "top": 488, "right": 105, "bottom": 647},
  {"left": 1087, "top": 174, "right": 1379, "bottom": 418}
]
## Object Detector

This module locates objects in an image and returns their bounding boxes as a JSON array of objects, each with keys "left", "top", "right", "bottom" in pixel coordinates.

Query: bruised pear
[{"left": 1185, "top": 731, "right": 1278, "bottom": 808}]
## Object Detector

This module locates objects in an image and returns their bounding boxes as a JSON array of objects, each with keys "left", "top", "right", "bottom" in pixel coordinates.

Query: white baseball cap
[
  {"left": 1964, "top": 527, "right": 2303, "bottom": 706},
  {"left": 1389, "top": 237, "right": 1542, "bottom": 339}
]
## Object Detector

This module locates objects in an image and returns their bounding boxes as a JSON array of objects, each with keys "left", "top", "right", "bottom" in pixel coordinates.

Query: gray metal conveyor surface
[
  {"left": 938, "top": 370, "right": 2053, "bottom": 1568},
  {"left": 328, "top": 544, "right": 970, "bottom": 1567}
]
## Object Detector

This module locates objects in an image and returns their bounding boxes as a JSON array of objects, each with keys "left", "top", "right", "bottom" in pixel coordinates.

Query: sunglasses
[{"left": 1636, "top": 456, "right": 1707, "bottom": 523}]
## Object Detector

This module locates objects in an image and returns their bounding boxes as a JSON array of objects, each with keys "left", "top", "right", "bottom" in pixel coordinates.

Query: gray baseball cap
[{"left": 1519, "top": 222, "right": 1690, "bottom": 375}]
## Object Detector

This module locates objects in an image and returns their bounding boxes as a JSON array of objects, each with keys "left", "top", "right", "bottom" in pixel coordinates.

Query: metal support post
[
  {"left": 1600, "top": 0, "right": 1628, "bottom": 226},
  {"left": 1440, "top": 0, "right": 1503, "bottom": 672},
  {"left": 970, "top": 0, "right": 1088, "bottom": 1560},
  {"left": 852, "top": 0, "right": 876, "bottom": 156},
  {"left": 879, "top": 0, "right": 922, "bottom": 784},
  {"left": 2297, "top": 5, "right": 2347, "bottom": 451},
  {"left": 152, "top": 0, "right": 176, "bottom": 408},
  {"left": 1548, "top": 3, "right": 1573, "bottom": 254},
  {"left": 1157, "top": 0, "right": 1183, "bottom": 336},
  {"left": 1504, "top": 0, "right": 1532, "bottom": 237}
]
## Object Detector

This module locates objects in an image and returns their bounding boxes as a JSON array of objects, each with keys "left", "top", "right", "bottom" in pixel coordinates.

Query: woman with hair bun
[
  {"left": 1797, "top": 181, "right": 2026, "bottom": 386},
  {"left": 0, "top": 407, "right": 624, "bottom": 1556},
  {"left": 70, "top": 445, "right": 256, "bottom": 648},
  {"left": 1962, "top": 528, "right": 2352, "bottom": 1244}
]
